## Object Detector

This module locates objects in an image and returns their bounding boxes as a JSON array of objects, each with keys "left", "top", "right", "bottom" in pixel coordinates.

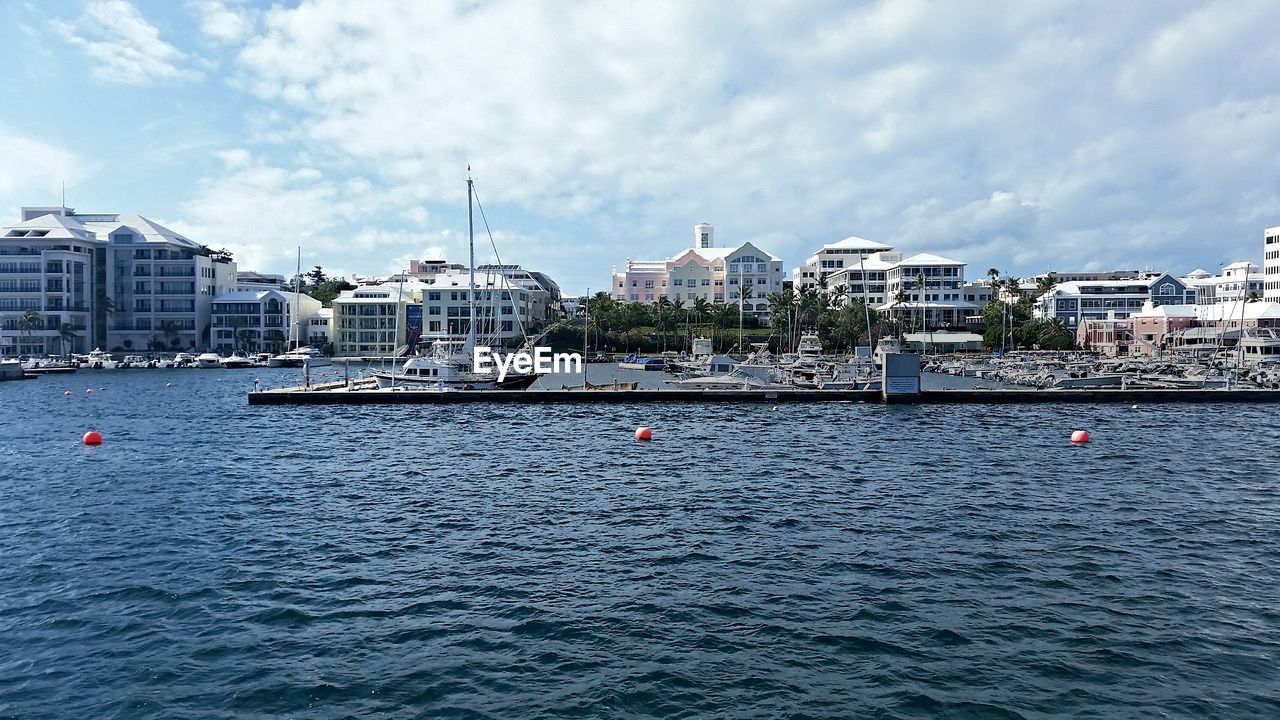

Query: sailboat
[
  {"left": 371, "top": 173, "right": 539, "bottom": 391},
  {"left": 269, "top": 248, "right": 332, "bottom": 368}
]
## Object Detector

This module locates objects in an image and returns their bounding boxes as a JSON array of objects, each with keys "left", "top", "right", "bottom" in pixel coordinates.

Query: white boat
[
  {"left": 119, "top": 354, "right": 154, "bottom": 368},
  {"left": 370, "top": 175, "right": 537, "bottom": 392},
  {"left": 797, "top": 333, "right": 823, "bottom": 358},
  {"left": 872, "top": 337, "right": 902, "bottom": 367},
  {"left": 195, "top": 352, "right": 223, "bottom": 368},
  {"left": 80, "top": 349, "right": 119, "bottom": 369},
  {"left": 268, "top": 346, "right": 332, "bottom": 368},
  {"left": 251, "top": 352, "right": 273, "bottom": 367},
  {"left": 666, "top": 365, "right": 785, "bottom": 390},
  {"left": 222, "top": 351, "right": 254, "bottom": 369}
]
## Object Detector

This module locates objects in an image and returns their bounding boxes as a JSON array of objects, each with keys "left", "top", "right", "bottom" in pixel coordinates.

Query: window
[
  {"left": 701, "top": 279, "right": 710, "bottom": 286},
  {"left": 673, "top": 278, "right": 683, "bottom": 286},
  {"left": 644, "top": 280, "right": 654, "bottom": 288},
  {"left": 1159, "top": 283, "right": 1174, "bottom": 295},
  {"left": 428, "top": 291, "right": 441, "bottom": 301}
]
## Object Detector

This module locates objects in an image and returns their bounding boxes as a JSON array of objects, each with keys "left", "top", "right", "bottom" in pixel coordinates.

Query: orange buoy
[
  {"left": 634, "top": 426, "right": 653, "bottom": 441},
  {"left": 1070, "top": 429, "right": 1090, "bottom": 444},
  {"left": 83, "top": 430, "right": 103, "bottom": 445}
]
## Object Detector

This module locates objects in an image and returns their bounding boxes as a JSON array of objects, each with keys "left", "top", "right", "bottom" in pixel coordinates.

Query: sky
[{"left": 1, "top": 0, "right": 1278, "bottom": 295}]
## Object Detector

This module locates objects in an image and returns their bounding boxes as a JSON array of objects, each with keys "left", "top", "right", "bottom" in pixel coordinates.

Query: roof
[
  {"left": 1131, "top": 303, "right": 1198, "bottom": 318},
  {"left": 903, "top": 332, "right": 984, "bottom": 344},
  {"left": 897, "top": 252, "right": 965, "bottom": 266},
  {"left": 213, "top": 291, "right": 275, "bottom": 302},
  {"left": 4, "top": 209, "right": 203, "bottom": 249},
  {"left": 822, "top": 235, "right": 893, "bottom": 252}
]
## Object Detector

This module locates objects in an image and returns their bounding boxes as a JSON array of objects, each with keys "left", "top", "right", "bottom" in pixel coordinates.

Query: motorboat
[
  {"left": 195, "top": 352, "right": 224, "bottom": 369},
  {"left": 372, "top": 353, "right": 539, "bottom": 390},
  {"left": 268, "top": 346, "right": 332, "bottom": 368},
  {"left": 251, "top": 352, "right": 273, "bottom": 367},
  {"left": 618, "top": 354, "right": 666, "bottom": 370},
  {"left": 80, "top": 349, "right": 119, "bottom": 369},
  {"left": 119, "top": 355, "right": 154, "bottom": 368},
  {"left": 666, "top": 365, "right": 785, "bottom": 390},
  {"left": 222, "top": 351, "right": 254, "bottom": 369}
]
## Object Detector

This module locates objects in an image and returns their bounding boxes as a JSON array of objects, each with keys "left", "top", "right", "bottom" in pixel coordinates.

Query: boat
[
  {"left": 119, "top": 355, "right": 154, "bottom": 368},
  {"left": 667, "top": 365, "right": 786, "bottom": 390},
  {"left": 173, "top": 352, "right": 197, "bottom": 368},
  {"left": 373, "top": 351, "right": 540, "bottom": 390},
  {"left": 80, "top": 349, "right": 119, "bottom": 369},
  {"left": 21, "top": 356, "right": 79, "bottom": 375},
  {"left": 370, "top": 173, "right": 537, "bottom": 391},
  {"left": 872, "top": 337, "right": 902, "bottom": 367},
  {"left": 222, "top": 351, "right": 254, "bottom": 369},
  {"left": 797, "top": 333, "right": 823, "bottom": 358},
  {"left": 618, "top": 354, "right": 666, "bottom": 370},
  {"left": 268, "top": 346, "right": 332, "bottom": 368},
  {"left": 251, "top": 352, "right": 273, "bottom": 367},
  {"left": 195, "top": 352, "right": 224, "bottom": 368},
  {"left": 1, "top": 359, "right": 34, "bottom": 381}
]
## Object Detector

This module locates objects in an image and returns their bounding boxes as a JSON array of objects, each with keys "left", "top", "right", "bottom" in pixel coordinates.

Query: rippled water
[{"left": 2, "top": 368, "right": 1279, "bottom": 719}]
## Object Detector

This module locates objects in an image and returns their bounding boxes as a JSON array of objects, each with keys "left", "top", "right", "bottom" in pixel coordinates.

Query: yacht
[
  {"left": 195, "top": 352, "right": 224, "bottom": 369},
  {"left": 81, "top": 349, "right": 119, "bottom": 369},
  {"left": 797, "top": 334, "right": 824, "bottom": 358},
  {"left": 268, "top": 346, "right": 332, "bottom": 368},
  {"left": 222, "top": 351, "right": 254, "bottom": 369},
  {"left": 373, "top": 344, "right": 539, "bottom": 390},
  {"left": 119, "top": 355, "right": 153, "bottom": 368}
]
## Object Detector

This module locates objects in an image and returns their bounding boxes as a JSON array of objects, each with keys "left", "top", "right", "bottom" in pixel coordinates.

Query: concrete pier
[{"left": 248, "top": 387, "right": 1280, "bottom": 406}]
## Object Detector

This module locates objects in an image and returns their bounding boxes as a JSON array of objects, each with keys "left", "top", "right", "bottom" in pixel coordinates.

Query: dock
[{"left": 247, "top": 386, "right": 1280, "bottom": 405}]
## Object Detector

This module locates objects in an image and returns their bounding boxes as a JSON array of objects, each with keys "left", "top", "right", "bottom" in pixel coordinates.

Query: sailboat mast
[
  {"left": 467, "top": 174, "right": 477, "bottom": 353},
  {"left": 293, "top": 246, "right": 301, "bottom": 350}
]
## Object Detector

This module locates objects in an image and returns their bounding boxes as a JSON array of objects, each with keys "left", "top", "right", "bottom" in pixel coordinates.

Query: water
[{"left": 1, "top": 368, "right": 1278, "bottom": 719}]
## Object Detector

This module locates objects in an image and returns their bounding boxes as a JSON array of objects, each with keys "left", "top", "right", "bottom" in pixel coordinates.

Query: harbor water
[{"left": 1, "top": 367, "right": 1278, "bottom": 719}]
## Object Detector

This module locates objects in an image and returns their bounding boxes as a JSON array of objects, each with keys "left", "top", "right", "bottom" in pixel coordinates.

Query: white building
[
  {"left": 611, "top": 223, "right": 784, "bottom": 322},
  {"left": 235, "top": 271, "right": 286, "bottom": 292},
  {"left": 1184, "top": 262, "right": 1263, "bottom": 305},
  {"left": 1036, "top": 273, "right": 1191, "bottom": 328},
  {"left": 791, "top": 235, "right": 894, "bottom": 292},
  {"left": 305, "top": 307, "right": 333, "bottom": 348},
  {"left": 880, "top": 253, "right": 980, "bottom": 329},
  {"left": 420, "top": 268, "right": 545, "bottom": 345},
  {"left": 1266, "top": 225, "right": 1280, "bottom": 302},
  {"left": 331, "top": 280, "right": 426, "bottom": 357},
  {"left": 209, "top": 290, "right": 322, "bottom": 354},
  {"left": 0, "top": 205, "right": 236, "bottom": 357}
]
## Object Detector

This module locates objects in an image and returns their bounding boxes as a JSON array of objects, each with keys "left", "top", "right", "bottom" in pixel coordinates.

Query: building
[
  {"left": 1032, "top": 269, "right": 1161, "bottom": 284},
  {"left": 879, "top": 253, "right": 981, "bottom": 329},
  {"left": 304, "top": 308, "right": 333, "bottom": 348},
  {"left": 0, "top": 205, "right": 236, "bottom": 357},
  {"left": 1186, "top": 262, "right": 1263, "bottom": 305},
  {"left": 209, "top": 290, "right": 322, "bottom": 354},
  {"left": 419, "top": 267, "right": 547, "bottom": 346},
  {"left": 330, "top": 280, "right": 425, "bottom": 357},
  {"left": 1035, "top": 273, "right": 1191, "bottom": 329},
  {"left": 791, "top": 235, "right": 894, "bottom": 291},
  {"left": 1266, "top": 226, "right": 1280, "bottom": 302},
  {"left": 611, "top": 223, "right": 785, "bottom": 323},
  {"left": 235, "top": 271, "right": 286, "bottom": 292}
]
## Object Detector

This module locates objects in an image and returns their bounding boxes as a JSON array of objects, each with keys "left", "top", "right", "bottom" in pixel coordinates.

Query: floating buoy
[
  {"left": 82, "top": 430, "right": 103, "bottom": 446},
  {"left": 771, "top": 405, "right": 779, "bottom": 412},
  {"left": 1131, "top": 404, "right": 1139, "bottom": 410},
  {"left": 85, "top": 388, "right": 93, "bottom": 394},
  {"left": 64, "top": 390, "right": 72, "bottom": 397},
  {"left": 1070, "top": 429, "right": 1091, "bottom": 444},
  {"left": 165, "top": 382, "right": 172, "bottom": 387},
  {"left": 634, "top": 426, "right": 653, "bottom": 441}
]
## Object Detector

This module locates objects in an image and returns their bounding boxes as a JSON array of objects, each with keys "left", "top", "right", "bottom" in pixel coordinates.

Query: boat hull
[{"left": 370, "top": 371, "right": 539, "bottom": 390}]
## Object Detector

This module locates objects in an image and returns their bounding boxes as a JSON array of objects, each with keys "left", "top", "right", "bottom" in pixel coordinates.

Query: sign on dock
[{"left": 881, "top": 353, "right": 921, "bottom": 403}]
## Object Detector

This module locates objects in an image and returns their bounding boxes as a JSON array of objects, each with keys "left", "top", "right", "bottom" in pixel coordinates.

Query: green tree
[
  {"left": 18, "top": 309, "right": 41, "bottom": 351},
  {"left": 57, "top": 323, "right": 77, "bottom": 358}
]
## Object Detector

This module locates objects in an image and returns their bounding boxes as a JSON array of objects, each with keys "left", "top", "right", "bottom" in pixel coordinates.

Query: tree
[
  {"left": 160, "top": 320, "right": 181, "bottom": 349},
  {"left": 57, "top": 323, "right": 77, "bottom": 358},
  {"left": 306, "top": 265, "right": 329, "bottom": 286},
  {"left": 18, "top": 309, "right": 41, "bottom": 351}
]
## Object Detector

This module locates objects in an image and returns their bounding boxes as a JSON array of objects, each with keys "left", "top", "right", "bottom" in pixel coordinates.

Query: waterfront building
[
  {"left": 304, "top": 308, "right": 333, "bottom": 348},
  {"left": 209, "top": 289, "right": 322, "bottom": 354},
  {"left": 1035, "top": 273, "right": 1191, "bottom": 329},
  {"left": 419, "top": 267, "right": 546, "bottom": 345},
  {"left": 1185, "top": 261, "right": 1264, "bottom": 305},
  {"left": 790, "top": 235, "right": 894, "bottom": 292},
  {"left": 611, "top": 223, "right": 784, "bottom": 323},
  {"left": 0, "top": 205, "right": 236, "bottom": 357},
  {"left": 1266, "top": 225, "right": 1280, "bottom": 301},
  {"left": 879, "top": 252, "right": 980, "bottom": 329},
  {"left": 331, "top": 280, "right": 426, "bottom": 357},
  {"left": 235, "top": 271, "right": 286, "bottom": 292}
]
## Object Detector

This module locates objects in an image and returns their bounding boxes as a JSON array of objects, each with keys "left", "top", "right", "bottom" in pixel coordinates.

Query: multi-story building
[
  {"left": 880, "top": 252, "right": 979, "bottom": 329},
  {"left": 1036, "top": 273, "right": 1191, "bottom": 329},
  {"left": 611, "top": 223, "right": 784, "bottom": 322},
  {"left": 235, "top": 270, "right": 286, "bottom": 292},
  {"left": 1186, "top": 261, "right": 1263, "bottom": 305},
  {"left": 791, "top": 235, "right": 894, "bottom": 291},
  {"left": 331, "top": 280, "right": 426, "bottom": 357},
  {"left": 304, "top": 308, "right": 333, "bottom": 348},
  {"left": 209, "top": 289, "right": 322, "bottom": 354},
  {"left": 0, "top": 205, "right": 236, "bottom": 357},
  {"left": 419, "top": 268, "right": 546, "bottom": 345},
  {"left": 1266, "top": 225, "right": 1280, "bottom": 301}
]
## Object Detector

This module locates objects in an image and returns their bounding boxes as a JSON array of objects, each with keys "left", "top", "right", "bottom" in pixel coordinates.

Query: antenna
[{"left": 61, "top": 181, "right": 65, "bottom": 208}]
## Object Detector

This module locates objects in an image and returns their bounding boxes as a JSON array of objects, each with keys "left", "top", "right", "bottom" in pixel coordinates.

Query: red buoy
[
  {"left": 634, "top": 426, "right": 653, "bottom": 441},
  {"left": 1070, "top": 430, "right": 1090, "bottom": 444},
  {"left": 83, "top": 430, "right": 103, "bottom": 446}
]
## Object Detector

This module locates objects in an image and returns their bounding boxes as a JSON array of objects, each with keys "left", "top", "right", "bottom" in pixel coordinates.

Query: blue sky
[{"left": 2, "top": 0, "right": 1279, "bottom": 294}]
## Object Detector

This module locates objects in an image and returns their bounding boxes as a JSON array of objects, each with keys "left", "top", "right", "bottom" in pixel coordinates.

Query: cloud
[
  {"left": 188, "top": 0, "right": 256, "bottom": 44},
  {"left": 0, "top": 130, "right": 88, "bottom": 209},
  {"left": 200, "top": 0, "right": 1280, "bottom": 291},
  {"left": 53, "top": 0, "right": 196, "bottom": 85}
]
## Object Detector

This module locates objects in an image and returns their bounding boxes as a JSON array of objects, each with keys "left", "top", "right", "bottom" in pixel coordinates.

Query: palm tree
[
  {"left": 160, "top": 320, "right": 181, "bottom": 350},
  {"left": 18, "top": 309, "right": 41, "bottom": 353},
  {"left": 57, "top": 323, "right": 77, "bottom": 358},
  {"left": 692, "top": 296, "right": 710, "bottom": 335}
]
